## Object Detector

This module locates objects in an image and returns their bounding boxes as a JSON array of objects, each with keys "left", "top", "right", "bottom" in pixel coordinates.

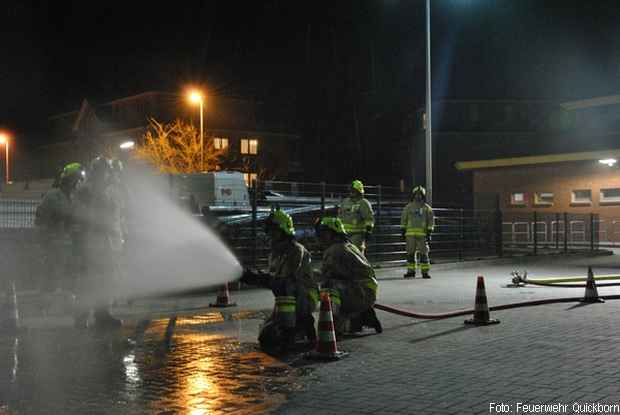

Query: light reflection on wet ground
[{"left": 0, "top": 315, "right": 303, "bottom": 414}]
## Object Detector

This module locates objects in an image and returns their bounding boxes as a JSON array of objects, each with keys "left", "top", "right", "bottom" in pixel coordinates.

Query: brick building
[
  {"left": 454, "top": 93, "right": 620, "bottom": 245},
  {"left": 409, "top": 94, "right": 620, "bottom": 207}
]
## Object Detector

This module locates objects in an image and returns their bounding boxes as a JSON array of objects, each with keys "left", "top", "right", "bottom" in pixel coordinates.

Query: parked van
[{"left": 172, "top": 171, "right": 250, "bottom": 213}]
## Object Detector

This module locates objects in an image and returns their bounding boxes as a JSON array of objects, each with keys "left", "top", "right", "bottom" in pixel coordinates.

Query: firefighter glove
[{"left": 400, "top": 228, "right": 406, "bottom": 239}]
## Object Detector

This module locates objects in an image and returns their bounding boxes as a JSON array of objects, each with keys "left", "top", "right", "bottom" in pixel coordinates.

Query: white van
[{"left": 173, "top": 171, "right": 250, "bottom": 212}]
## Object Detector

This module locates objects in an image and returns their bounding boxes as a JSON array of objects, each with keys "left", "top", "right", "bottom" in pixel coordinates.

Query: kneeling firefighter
[
  {"left": 241, "top": 209, "right": 319, "bottom": 354},
  {"left": 314, "top": 217, "right": 382, "bottom": 335}
]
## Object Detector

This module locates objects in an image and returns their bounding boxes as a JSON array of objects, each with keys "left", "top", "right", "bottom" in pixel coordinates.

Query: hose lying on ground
[
  {"left": 515, "top": 273, "right": 620, "bottom": 288},
  {"left": 524, "top": 274, "right": 620, "bottom": 284},
  {"left": 374, "top": 294, "right": 620, "bottom": 320}
]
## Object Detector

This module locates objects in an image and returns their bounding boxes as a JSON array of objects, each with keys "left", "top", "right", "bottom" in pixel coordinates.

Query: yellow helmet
[
  {"left": 314, "top": 216, "right": 347, "bottom": 236},
  {"left": 412, "top": 185, "right": 426, "bottom": 197},
  {"left": 351, "top": 180, "right": 364, "bottom": 194},
  {"left": 265, "top": 209, "right": 295, "bottom": 236}
]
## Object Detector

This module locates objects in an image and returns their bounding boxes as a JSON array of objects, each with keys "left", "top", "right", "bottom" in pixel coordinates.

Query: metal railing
[
  {"left": 1, "top": 184, "right": 608, "bottom": 277},
  {"left": 225, "top": 181, "right": 502, "bottom": 268}
]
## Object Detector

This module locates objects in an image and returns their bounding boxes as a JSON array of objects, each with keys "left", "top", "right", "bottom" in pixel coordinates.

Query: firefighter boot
[
  {"left": 362, "top": 308, "right": 383, "bottom": 334},
  {"left": 348, "top": 314, "right": 363, "bottom": 333},
  {"left": 404, "top": 270, "right": 416, "bottom": 279},
  {"left": 422, "top": 272, "right": 431, "bottom": 279}
]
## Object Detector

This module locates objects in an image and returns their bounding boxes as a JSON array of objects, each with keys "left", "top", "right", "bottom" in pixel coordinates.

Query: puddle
[{"left": 0, "top": 317, "right": 303, "bottom": 414}]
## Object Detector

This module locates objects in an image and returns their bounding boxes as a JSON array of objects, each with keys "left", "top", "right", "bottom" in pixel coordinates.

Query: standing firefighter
[
  {"left": 35, "top": 163, "right": 84, "bottom": 306},
  {"left": 314, "top": 217, "right": 382, "bottom": 335},
  {"left": 338, "top": 180, "right": 374, "bottom": 255},
  {"left": 73, "top": 156, "right": 124, "bottom": 329},
  {"left": 401, "top": 185, "right": 435, "bottom": 279},
  {"left": 241, "top": 209, "right": 319, "bottom": 354}
]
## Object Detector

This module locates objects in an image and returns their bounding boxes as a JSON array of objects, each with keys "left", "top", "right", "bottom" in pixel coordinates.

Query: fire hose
[
  {"left": 512, "top": 271, "right": 620, "bottom": 288},
  {"left": 374, "top": 295, "right": 620, "bottom": 320}
]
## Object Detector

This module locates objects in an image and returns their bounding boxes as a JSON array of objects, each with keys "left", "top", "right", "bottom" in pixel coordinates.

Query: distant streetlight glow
[
  {"left": 187, "top": 89, "right": 206, "bottom": 171},
  {"left": 0, "top": 132, "right": 11, "bottom": 184},
  {"left": 599, "top": 158, "right": 617, "bottom": 167},
  {"left": 120, "top": 141, "right": 135, "bottom": 150}
]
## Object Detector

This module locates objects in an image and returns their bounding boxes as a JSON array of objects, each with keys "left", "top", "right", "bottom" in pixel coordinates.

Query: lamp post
[
  {"left": 0, "top": 133, "right": 10, "bottom": 184},
  {"left": 188, "top": 90, "right": 205, "bottom": 172},
  {"left": 425, "top": 0, "right": 433, "bottom": 204}
]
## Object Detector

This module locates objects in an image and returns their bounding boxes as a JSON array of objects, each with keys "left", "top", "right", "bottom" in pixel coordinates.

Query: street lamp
[
  {"left": 0, "top": 132, "right": 10, "bottom": 184},
  {"left": 119, "top": 141, "right": 135, "bottom": 150},
  {"left": 188, "top": 90, "right": 205, "bottom": 172},
  {"left": 425, "top": 0, "right": 433, "bottom": 204}
]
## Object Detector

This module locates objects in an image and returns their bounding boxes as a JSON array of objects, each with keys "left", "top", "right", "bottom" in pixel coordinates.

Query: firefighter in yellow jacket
[
  {"left": 315, "top": 217, "right": 382, "bottom": 335},
  {"left": 400, "top": 186, "right": 434, "bottom": 279},
  {"left": 338, "top": 180, "right": 374, "bottom": 255}
]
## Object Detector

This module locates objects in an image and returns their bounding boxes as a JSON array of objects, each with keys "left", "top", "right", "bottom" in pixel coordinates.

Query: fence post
[
  {"left": 590, "top": 212, "right": 595, "bottom": 252},
  {"left": 555, "top": 212, "right": 560, "bottom": 250},
  {"left": 495, "top": 196, "right": 503, "bottom": 258},
  {"left": 459, "top": 208, "right": 464, "bottom": 261},
  {"left": 320, "top": 181, "right": 326, "bottom": 215},
  {"left": 376, "top": 184, "right": 382, "bottom": 230},
  {"left": 251, "top": 179, "right": 258, "bottom": 267},
  {"left": 533, "top": 211, "right": 538, "bottom": 256},
  {"left": 563, "top": 212, "right": 568, "bottom": 254}
]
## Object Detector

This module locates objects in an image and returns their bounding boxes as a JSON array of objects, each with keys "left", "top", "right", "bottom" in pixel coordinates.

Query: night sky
[{"left": 3, "top": 0, "right": 620, "bottom": 147}]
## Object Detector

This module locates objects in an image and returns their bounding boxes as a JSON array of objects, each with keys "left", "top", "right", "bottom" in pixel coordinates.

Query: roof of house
[{"left": 455, "top": 149, "right": 620, "bottom": 171}]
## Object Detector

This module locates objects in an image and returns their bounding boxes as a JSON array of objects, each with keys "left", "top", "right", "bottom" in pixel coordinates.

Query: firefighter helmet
[
  {"left": 89, "top": 156, "right": 112, "bottom": 181},
  {"left": 314, "top": 216, "right": 347, "bottom": 236},
  {"left": 265, "top": 209, "right": 295, "bottom": 236},
  {"left": 60, "top": 162, "right": 84, "bottom": 181},
  {"left": 412, "top": 185, "right": 426, "bottom": 198},
  {"left": 351, "top": 180, "right": 364, "bottom": 195}
]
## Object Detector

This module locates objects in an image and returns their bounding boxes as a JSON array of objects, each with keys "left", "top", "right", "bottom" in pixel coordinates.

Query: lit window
[
  {"left": 240, "top": 138, "right": 259, "bottom": 155},
  {"left": 600, "top": 188, "right": 620, "bottom": 204},
  {"left": 510, "top": 192, "right": 526, "bottom": 206},
  {"left": 213, "top": 137, "right": 229, "bottom": 150},
  {"left": 571, "top": 189, "right": 592, "bottom": 204},
  {"left": 534, "top": 192, "right": 554, "bottom": 206},
  {"left": 243, "top": 173, "right": 257, "bottom": 187}
]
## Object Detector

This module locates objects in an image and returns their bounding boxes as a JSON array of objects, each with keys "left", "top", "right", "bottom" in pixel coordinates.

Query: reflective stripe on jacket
[
  {"left": 400, "top": 201, "right": 434, "bottom": 236},
  {"left": 339, "top": 197, "right": 375, "bottom": 234}
]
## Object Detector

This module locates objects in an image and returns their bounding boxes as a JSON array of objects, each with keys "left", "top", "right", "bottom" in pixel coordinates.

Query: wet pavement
[
  {"left": 3, "top": 252, "right": 620, "bottom": 414},
  {"left": 0, "top": 314, "right": 303, "bottom": 414}
]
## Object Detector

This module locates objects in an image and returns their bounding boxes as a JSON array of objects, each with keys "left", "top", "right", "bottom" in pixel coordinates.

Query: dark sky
[{"left": 3, "top": 0, "right": 620, "bottom": 146}]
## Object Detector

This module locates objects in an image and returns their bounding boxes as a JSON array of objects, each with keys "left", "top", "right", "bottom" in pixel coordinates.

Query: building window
[
  {"left": 571, "top": 189, "right": 592, "bottom": 205},
  {"left": 241, "top": 138, "right": 259, "bottom": 155},
  {"left": 244, "top": 172, "right": 257, "bottom": 187},
  {"left": 600, "top": 188, "right": 620, "bottom": 204},
  {"left": 510, "top": 192, "right": 527, "bottom": 206},
  {"left": 213, "top": 137, "right": 229, "bottom": 150},
  {"left": 534, "top": 192, "right": 554, "bottom": 206}
]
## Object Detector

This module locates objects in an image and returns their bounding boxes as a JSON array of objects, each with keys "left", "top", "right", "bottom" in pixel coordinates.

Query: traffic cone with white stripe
[
  {"left": 210, "top": 283, "right": 237, "bottom": 307},
  {"left": 465, "top": 276, "right": 500, "bottom": 326},
  {"left": 305, "top": 291, "right": 348, "bottom": 361},
  {"left": 581, "top": 266, "right": 604, "bottom": 303},
  {"left": 1, "top": 281, "right": 19, "bottom": 333}
]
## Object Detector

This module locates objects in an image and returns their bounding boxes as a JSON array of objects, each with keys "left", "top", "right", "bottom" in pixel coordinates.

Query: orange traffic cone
[
  {"left": 305, "top": 291, "right": 348, "bottom": 361},
  {"left": 1, "top": 281, "right": 19, "bottom": 333},
  {"left": 209, "top": 283, "right": 237, "bottom": 307},
  {"left": 465, "top": 276, "right": 500, "bottom": 326},
  {"left": 581, "top": 266, "right": 604, "bottom": 303}
]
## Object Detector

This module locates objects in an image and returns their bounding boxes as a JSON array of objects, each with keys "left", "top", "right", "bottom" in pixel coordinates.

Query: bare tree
[{"left": 134, "top": 118, "right": 225, "bottom": 173}]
